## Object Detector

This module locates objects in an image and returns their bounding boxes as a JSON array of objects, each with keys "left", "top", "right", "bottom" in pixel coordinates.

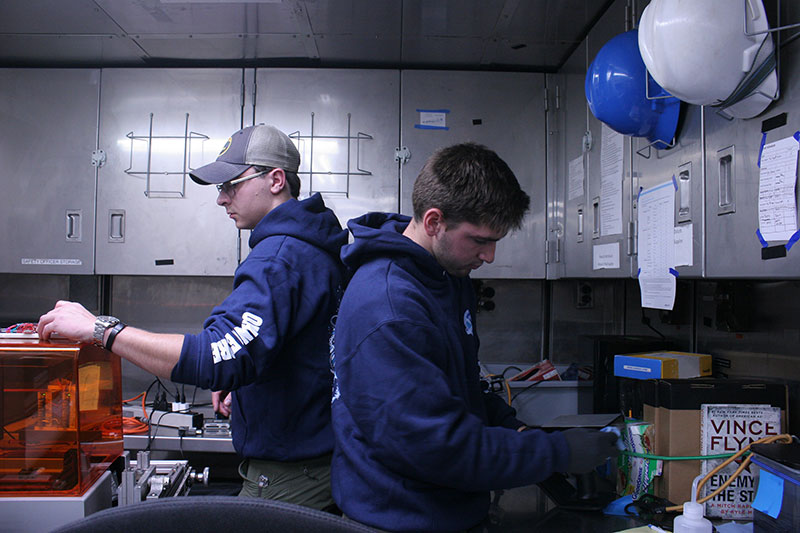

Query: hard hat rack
[
  {"left": 289, "top": 112, "right": 373, "bottom": 198},
  {"left": 124, "top": 113, "right": 209, "bottom": 199}
]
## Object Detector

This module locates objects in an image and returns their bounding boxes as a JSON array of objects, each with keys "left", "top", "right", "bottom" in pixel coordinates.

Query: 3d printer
[{"left": 0, "top": 333, "right": 123, "bottom": 497}]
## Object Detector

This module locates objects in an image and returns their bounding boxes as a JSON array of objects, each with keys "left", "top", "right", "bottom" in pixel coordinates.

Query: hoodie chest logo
[{"left": 463, "top": 310, "right": 474, "bottom": 336}]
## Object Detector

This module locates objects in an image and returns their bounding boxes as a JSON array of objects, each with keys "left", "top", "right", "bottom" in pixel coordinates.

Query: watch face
[
  {"left": 94, "top": 316, "right": 120, "bottom": 342},
  {"left": 97, "top": 315, "right": 119, "bottom": 327}
]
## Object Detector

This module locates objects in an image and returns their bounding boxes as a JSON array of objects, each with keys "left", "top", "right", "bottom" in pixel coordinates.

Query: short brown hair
[{"left": 411, "top": 142, "right": 530, "bottom": 233}]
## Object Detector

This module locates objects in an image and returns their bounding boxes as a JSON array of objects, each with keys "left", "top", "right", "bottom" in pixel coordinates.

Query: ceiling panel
[{"left": 0, "top": 0, "right": 613, "bottom": 70}]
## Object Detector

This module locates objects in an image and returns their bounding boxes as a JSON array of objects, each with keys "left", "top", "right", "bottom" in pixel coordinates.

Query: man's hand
[
  {"left": 37, "top": 300, "right": 97, "bottom": 344},
  {"left": 212, "top": 390, "right": 232, "bottom": 417},
  {"left": 562, "top": 428, "right": 620, "bottom": 473}
]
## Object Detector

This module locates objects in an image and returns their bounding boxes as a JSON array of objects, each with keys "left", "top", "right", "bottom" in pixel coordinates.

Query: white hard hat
[{"left": 638, "top": 0, "right": 777, "bottom": 119}]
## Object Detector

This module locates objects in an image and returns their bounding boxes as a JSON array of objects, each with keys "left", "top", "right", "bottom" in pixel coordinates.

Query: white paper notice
[
  {"left": 593, "top": 242, "right": 620, "bottom": 270},
  {"left": 418, "top": 111, "right": 447, "bottom": 129},
  {"left": 759, "top": 135, "right": 799, "bottom": 242},
  {"left": 600, "top": 124, "right": 624, "bottom": 236},
  {"left": 673, "top": 224, "right": 693, "bottom": 267},
  {"left": 638, "top": 276, "right": 676, "bottom": 310},
  {"left": 638, "top": 180, "right": 676, "bottom": 310},
  {"left": 568, "top": 155, "right": 585, "bottom": 201}
]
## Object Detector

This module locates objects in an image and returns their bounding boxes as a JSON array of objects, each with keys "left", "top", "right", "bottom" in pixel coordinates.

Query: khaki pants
[{"left": 238, "top": 453, "right": 335, "bottom": 511}]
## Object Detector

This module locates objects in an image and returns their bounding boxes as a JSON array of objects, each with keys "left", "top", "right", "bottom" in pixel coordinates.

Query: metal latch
[
  {"left": 395, "top": 146, "right": 411, "bottom": 164},
  {"left": 91, "top": 149, "right": 106, "bottom": 168}
]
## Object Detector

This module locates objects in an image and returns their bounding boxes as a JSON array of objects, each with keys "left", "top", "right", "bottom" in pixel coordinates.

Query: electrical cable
[
  {"left": 641, "top": 308, "right": 665, "bottom": 339},
  {"left": 510, "top": 379, "right": 544, "bottom": 405},
  {"left": 663, "top": 433, "right": 793, "bottom": 513}
]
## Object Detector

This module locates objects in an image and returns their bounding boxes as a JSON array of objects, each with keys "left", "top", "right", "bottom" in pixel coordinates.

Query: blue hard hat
[{"left": 585, "top": 29, "right": 680, "bottom": 150}]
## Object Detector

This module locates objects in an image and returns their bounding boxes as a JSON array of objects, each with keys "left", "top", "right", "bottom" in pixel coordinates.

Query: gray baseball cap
[{"left": 190, "top": 124, "right": 301, "bottom": 185}]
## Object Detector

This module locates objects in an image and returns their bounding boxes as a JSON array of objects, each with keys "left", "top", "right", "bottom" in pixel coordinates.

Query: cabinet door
[
  {"left": 252, "top": 68, "right": 400, "bottom": 237},
  {"left": 96, "top": 69, "right": 243, "bottom": 275},
  {"left": 632, "top": 105, "right": 705, "bottom": 278},
  {"left": 704, "top": 79, "right": 800, "bottom": 278},
  {"left": 0, "top": 69, "right": 99, "bottom": 274},
  {"left": 559, "top": 0, "right": 633, "bottom": 279},
  {"left": 400, "top": 70, "right": 546, "bottom": 279}
]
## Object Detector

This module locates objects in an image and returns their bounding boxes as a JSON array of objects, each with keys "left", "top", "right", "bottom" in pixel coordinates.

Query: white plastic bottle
[
  {"left": 673, "top": 500, "right": 713, "bottom": 533},
  {"left": 673, "top": 475, "right": 713, "bottom": 533}
]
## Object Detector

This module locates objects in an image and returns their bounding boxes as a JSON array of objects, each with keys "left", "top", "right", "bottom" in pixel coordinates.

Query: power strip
[{"left": 123, "top": 405, "right": 204, "bottom": 429}]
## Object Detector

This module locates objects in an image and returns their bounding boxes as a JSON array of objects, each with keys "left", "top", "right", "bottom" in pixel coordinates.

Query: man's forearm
[{"left": 104, "top": 326, "right": 184, "bottom": 379}]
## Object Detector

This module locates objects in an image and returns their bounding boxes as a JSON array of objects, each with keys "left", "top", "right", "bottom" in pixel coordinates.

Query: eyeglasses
[{"left": 216, "top": 168, "right": 272, "bottom": 196}]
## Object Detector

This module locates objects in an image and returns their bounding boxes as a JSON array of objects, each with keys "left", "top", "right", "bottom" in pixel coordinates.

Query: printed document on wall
[
  {"left": 568, "top": 155, "right": 585, "bottom": 201},
  {"left": 637, "top": 180, "right": 676, "bottom": 310},
  {"left": 759, "top": 135, "right": 799, "bottom": 242},
  {"left": 600, "top": 124, "right": 623, "bottom": 236},
  {"left": 593, "top": 242, "right": 619, "bottom": 270}
]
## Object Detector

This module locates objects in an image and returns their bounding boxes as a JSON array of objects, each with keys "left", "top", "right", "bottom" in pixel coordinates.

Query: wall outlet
[{"left": 576, "top": 281, "right": 593, "bottom": 309}]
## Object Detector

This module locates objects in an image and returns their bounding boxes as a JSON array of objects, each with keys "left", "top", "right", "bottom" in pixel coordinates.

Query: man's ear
[
  {"left": 421, "top": 208, "right": 446, "bottom": 237},
  {"left": 267, "top": 168, "right": 287, "bottom": 195}
]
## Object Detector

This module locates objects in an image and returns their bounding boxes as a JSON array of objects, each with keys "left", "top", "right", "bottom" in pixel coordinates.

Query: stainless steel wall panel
[
  {"left": 548, "top": 279, "right": 627, "bottom": 367},
  {"left": 472, "top": 280, "right": 544, "bottom": 365},
  {"left": 704, "top": 34, "right": 800, "bottom": 278},
  {"left": 632, "top": 105, "right": 705, "bottom": 278},
  {"left": 96, "top": 68, "right": 243, "bottom": 275},
  {"left": 400, "top": 70, "right": 547, "bottom": 279},
  {"left": 110, "top": 275, "right": 232, "bottom": 404},
  {"left": 252, "top": 68, "right": 400, "bottom": 235},
  {"left": 0, "top": 69, "right": 100, "bottom": 274}
]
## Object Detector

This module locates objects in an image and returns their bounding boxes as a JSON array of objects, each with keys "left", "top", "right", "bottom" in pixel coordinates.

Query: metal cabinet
[
  {"left": 400, "top": 70, "right": 547, "bottom": 279},
  {"left": 0, "top": 69, "right": 100, "bottom": 274},
  {"left": 95, "top": 69, "right": 243, "bottom": 275},
  {"left": 557, "top": 0, "right": 634, "bottom": 279},
  {"left": 704, "top": 30, "right": 800, "bottom": 278},
  {"left": 252, "top": 68, "right": 401, "bottom": 235}
]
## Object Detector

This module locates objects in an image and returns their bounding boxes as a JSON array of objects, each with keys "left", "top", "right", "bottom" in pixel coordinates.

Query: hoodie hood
[
  {"left": 342, "top": 212, "right": 446, "bottom": 282},
  {"left": 250, "top": 193, "right": 347, "bottom": 257}
]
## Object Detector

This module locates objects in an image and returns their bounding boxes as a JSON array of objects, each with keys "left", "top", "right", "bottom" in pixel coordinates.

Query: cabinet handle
[
  {"left": 109, "top": 210, "right": 125, "bottom": 243},
  {"left": 577, "top": 205, "right": 584, "bottom": 243},
  {"left": 66, "top": 210, "right": 82, "bottom": 242},
  {"left": 677, "top": 163, "right": 692, "bottom": 223},
  {"left": 717, "top": 146, "right": 736, "bottom": 215},
  {"left": 592, "top": 197, "right": 600, "bottom": 239}
]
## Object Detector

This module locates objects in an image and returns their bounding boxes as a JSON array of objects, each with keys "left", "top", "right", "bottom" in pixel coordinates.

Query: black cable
[
  {"left": 190, "top": 385, "right": 199, "bottom": 407},
  {"left": 501, "top": 366, "right": 522, "bottom": 379},
  {"left": 154, "top": 377, "right": 178, "bottom": 401},
  {"left": 510, "top": 379, "right": 545, "bottom": 405},
  {"left": 641, "top": 309, "right": 665, "bottom": 339}
]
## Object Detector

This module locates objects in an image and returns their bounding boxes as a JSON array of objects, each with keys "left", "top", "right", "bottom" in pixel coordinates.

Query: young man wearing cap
[
  {"left": 329, "top": 142, "right": 619, "bottom": 531},
  {"left": 38, "top": 124, "right": 348, "bottom": 511}
]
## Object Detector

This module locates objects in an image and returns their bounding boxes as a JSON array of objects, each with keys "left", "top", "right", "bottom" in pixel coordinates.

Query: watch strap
[{"left": 104, "top": 322, "right": 126, "bottom": 352}]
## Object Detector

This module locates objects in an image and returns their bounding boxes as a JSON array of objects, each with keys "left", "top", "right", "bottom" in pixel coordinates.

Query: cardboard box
[
  {"left": 614, "top": 351, "right": 712, "bottom": 380},
  {"left": 642, "top": 379, "right": 787, "bottom": 506}
]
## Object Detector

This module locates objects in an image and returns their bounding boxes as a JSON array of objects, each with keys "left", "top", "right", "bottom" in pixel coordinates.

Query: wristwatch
[{"left": 93, "top": 315, "right": 120, "bottom": 345}]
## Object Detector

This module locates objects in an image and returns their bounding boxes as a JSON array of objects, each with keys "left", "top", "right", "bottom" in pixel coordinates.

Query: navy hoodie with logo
[
  {"left": 330, "top": 212, "right": 570, "bottom": 532},
  {"left": 172, "top": 193, "right": 348, "bottom": 462}
]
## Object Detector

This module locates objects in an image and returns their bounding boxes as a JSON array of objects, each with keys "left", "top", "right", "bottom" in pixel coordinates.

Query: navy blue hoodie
[
  {"left": 330, "top": 213, "right": 570, "bottom": 532},
  {"left": 173, "top": 193, "right": 348, "bottom": 462}
]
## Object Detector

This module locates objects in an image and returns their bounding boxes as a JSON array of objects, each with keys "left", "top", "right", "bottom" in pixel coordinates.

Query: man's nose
[{"left": 479, "top": 242, "right": 496, "bottom": 264}]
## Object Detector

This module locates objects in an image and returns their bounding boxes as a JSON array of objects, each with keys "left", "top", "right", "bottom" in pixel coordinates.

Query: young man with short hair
[
  {"left": 39, "top": 124, "right": 348, "bottom": 511},
  {"left": 329, "top": 142, "right": 618, "bottom": 531}
]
